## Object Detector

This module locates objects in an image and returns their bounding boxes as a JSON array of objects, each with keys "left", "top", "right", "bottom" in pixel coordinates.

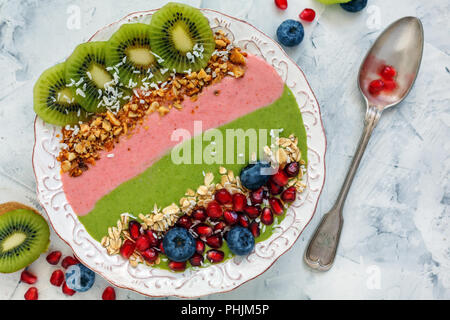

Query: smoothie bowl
[{"left": 32, "top": 3, "right": 326, "bottom": 297}]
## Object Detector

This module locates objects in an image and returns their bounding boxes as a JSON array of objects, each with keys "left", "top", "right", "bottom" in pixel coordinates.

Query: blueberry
[
  {"left": 340, "top": 0, "right": 368, "bottom": 12},
  {"left": 163, "top": 227, "right": 196, "bottom": 262},
  {"left": 240, "top": 161, "right": 271, "bottom": 191},
  {"left": 226, "top": 226, "right": 255, "bottom": 256},
  {"left": 276, "top": 20, "right": 304, "bottom": 47},
  {"left": 65, "top": 263, "right": 95, "bottom": 292}
]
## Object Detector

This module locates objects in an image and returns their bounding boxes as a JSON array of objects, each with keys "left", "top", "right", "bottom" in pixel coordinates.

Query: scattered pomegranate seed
[
  {"left": 232, "top": 193, "right": 247, "bottom": 212},
  {"left": 383, "top": 79, "right": 397, "bottom": 91},
  {"left": 213, "top": 221, "right": 227, "bottom": 233},
  {"left": 271, "top": 170, "right": 289, "bottom": 187},
  {"left": 24, "top": 287, "right": 38, "bottom": 300},
  {"left": 250, "top": 187, "right": 264, "bottom": 205},
  {"left": 102, "top": 286, "right": 116, "bottom": 300},
  {"left": 128, "top": 221, "right": 141, "bottom": 241},
  {"left": 120, "top": 240, "right": 136, "bottom": 259},
  {"left": 238, "top": 214, "right": 250, "bottom": 228},
  {"left": 274, "top": 0, "right": 288, "bottom": 10},
  {"left": 195, "top": 223, "right": 213, "bottom": 238},
  {"left": 281, "top": 186, "right": 297, "bottom": 203},
  {"left": 380, "top": 65, "right": 396, "bottom": 79},
  {"left": 192, "top": 207, "right": 207, "bottom": 222},
  {"left": 223, "top": 210, "right": 239, "bottom": 225},
  {"left": 206, "top": 200, "right": 223, "bottom": 219},
  {"left": 261, "top": 207, "right": 274, "bottom": 225},
  {"left": 62, "top": 281, "right": 76, "bottom": 296},
  {"left": 206, "top": 249, "right": 225, "bottom": 263},
  {"left": 215, "top": 189, "right": 232, "bottom": 204},
  {"left": 176, "top": 215, "right": 193, "bottom": 229},
  {"left": 284, "top": 162, "right": 300, "bottom": 177},
  {"left": 169, "top": 261, "right": 186, "bottom": 271},
  {"left": 249, "top": 222, "right": 261, "bottom": 238},
  {"left": 61, "top": 256, "right": 79, "bottom": 269},
  {"left": 368, "top": 79, "right": 385, "bottom": 95},
  {"left": 141, "top": 248, "right": 158, "bottom": 263},
  {"left": 206, "top": 234, "right": 223, "bottom": 249},
  {"left": 267, "top": 180, "right": 283, "bottom": 195},
  {"left": 158, "top": 241, "right": 165, "bottom": 253},
  {"left": 269, "top": 198, "right": 284, "bottom": 215},
  {"left": 189, "top": 253, "right": 204, "bottom": 267},
  {"left": 20, "top": 270, "right": 37, "bottom": 284},
  {"left": 50, "top": 270, "right": 65, "bottom": 287},
  {"left": 299, "top": 8, "right": 316, "bottom": 22},
  {"left": 195, "top": 240, "right": 205, "bottom": 255},
  {"left": 244, "top": 206, "right": 261, "bottom": 219},
  {"left": 135, "top": 235, "right": 151, "bottom": 252},
  {"left": 144, "top": 230, "right": 159, "bottom": 248},
  {"left": 46, "top": 251, "right": 62, "bottom": 265}
]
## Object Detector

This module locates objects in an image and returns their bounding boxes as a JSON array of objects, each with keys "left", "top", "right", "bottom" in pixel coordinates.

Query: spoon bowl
[{"left": 358, "top": 16, "right": 424, "bottom": 109}]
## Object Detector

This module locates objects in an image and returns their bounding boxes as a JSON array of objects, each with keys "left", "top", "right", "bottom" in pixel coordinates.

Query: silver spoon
[{"left": 304, "top": 17, "right": 424, "bottom": 271}]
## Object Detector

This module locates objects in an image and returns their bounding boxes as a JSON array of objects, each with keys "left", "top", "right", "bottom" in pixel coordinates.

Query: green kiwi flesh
[
  {"left": 149, "top": 2, "right": 215, "bottom": 73},
  {"left": 33, "top": 63, "right": 89, "bottom": 126},
  {"left": 106, "top": 23, "right": 169, "bottom": 88},
  {"left": 0, "top": 209, "right": 50, "bottom": 273}
]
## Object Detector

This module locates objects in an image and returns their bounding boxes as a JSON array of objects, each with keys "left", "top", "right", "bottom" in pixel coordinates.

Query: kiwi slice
[
  {"left": 149, "top": 2, "right": 215, "bottom": 72},
  {"left": 106, "top": 23, "right": 169, "bottom": 88},
  {"left": 33, "top": 63, "right": 90, "bottom": 126},
  {"left": 0, "top": 203, "right": 50, "bottom": 273},
  {"left": 65, "top": 41, "right": 128, "bottom": 113}
]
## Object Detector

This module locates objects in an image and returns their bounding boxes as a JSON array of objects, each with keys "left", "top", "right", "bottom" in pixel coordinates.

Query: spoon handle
[{"left": 304, "top": 105, "right": 382, "bottom": 271}]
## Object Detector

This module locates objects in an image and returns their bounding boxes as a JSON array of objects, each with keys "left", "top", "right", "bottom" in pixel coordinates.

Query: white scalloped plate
[{"left": 32, "top": 9, "right": 326, "bottom": 298}]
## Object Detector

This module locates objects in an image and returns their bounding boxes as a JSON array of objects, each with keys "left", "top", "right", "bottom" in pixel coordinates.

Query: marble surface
[{"left": 0, "top": 0, "right": 449, "bottom": 300}]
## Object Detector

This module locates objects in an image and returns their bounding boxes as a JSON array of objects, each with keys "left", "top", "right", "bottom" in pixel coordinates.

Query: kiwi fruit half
[
  {"left": 33, "top": 63, "right": 89, "bottom": 126},
  {"left": 65, "top": 41, "right": 128, "bottom": 113},
  {"left": 0, "top": 202, "right": 50, "bottom": 273},
  {"left": 106, "top": 23, "right": 169, "bottom": 88},
  {"left": 149, "top": 2, "right": 215, "bottom": 73}
]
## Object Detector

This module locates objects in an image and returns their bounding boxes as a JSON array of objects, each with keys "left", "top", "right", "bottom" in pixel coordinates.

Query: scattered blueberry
[
  {"left": 240, "top": 161, "right": 271, "bottom": 190},
  {"left": 276, "top": 19, "right": 304, "bottom": 47},
  {"left": 226, "top": 226, "right": 255, "bottom": 256},
  {"left": 163, "top": 227, "right": 196, "bottom": 262},
  {"left": 340, "top": 0, "right": 368, "bottom": 12},
  {"left": 65, "top": 263, "right": 95, "bottom": 292}
]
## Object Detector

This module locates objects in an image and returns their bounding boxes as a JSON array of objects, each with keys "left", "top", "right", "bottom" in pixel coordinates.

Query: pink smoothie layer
[{"left": 62, "top": 54, "right": 284, "bottom": 216}]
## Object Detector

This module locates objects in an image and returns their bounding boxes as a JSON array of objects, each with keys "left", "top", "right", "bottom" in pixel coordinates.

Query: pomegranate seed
[
  {"left": 168, "top": 261, "right": 186, "bottom": 271},
  {"left": 141, "top": 248, "right": 158, "bottom": 263},
  {"left": 380, "top": 65, "right": 396, "bottom": 79},
  {"left": 195, "top": 240, "right": 205, "bottom": 255},
  {"left": 274, "top": 0, "right": 288, "bottom": 10},
  {"left": 192, "top": 207, "right": 207, "bottom": 222},
  {"left": 176, "top": 215, "right": 193, "bottom": 229},
  {"left": 281, "top": 186, "right": 297, "bottom": 203},
  {"left": 299, "top": 8, "right": 316, "bottom": 22},
  {"left": 135, "top": 235, "right": 151, "bottom": 252},
  {"left": 269, "top": 198, "right": 284, "bottom": 215},
  {"left": 244, "top": 206, "right": 261, "bottom": 219},
  {"left": 368, "top": 79, "right": 384, "bottom": 95},
  {"left": 102, "top": 286, "right": 116, "bottom": 300},
  {"left": 195, "top": 223, "right": 213, "bottom": 237},
  {"left": 214, "top": 221, "right": 227, "bottom": 233},
  {"left": 120, "top": 240, "right": 136, "bottom": 259},
  {"left": 383, "top": 79, "right": 397, "bottom": 91},
  {"left": 24, "top": 287, "right": 38, "bottom": 300},
  {"left": 232, "top": 193, "right": 247, "bottom": 212},
  {"left": 271, "top": 170, "right": 289, "bottom": 187},
  {"left": 50, "top": 270, "right": 65, "bottom": 287},
  {"left": 46, "top": 251, "right": 62, "bottom": 265},
  {"left": 284, "top": 162, "right": 300, "bottom": 177},
  {"left": 238, "top": 214, "right": 250, "bottom": 228},
  {"left": 158, "top": 241, "right": 165, "bottom": 253},
  {"left": 206, "top": 234, "right": 223, "bottom": 249},
  {"left": 206, "top": 249, "right": 225, "bottom": 263},
  {"left": 61, "top": 256, "right": 79, "bottom": 269},
  {"left": 206, "top": 200, "right": 223, "bottom": 219},
  {"left": 128, "top": 221, "right": 141, "bottom": 240},
  {"left": 62, "top": 282, "right": 76, "bottom": 296},
  {"left": 214, "top": 189, "right": 232, "bottom": 204},
  {"left": 249, "top": 222, "right": 261, "bottom": 238},
  {"left": 250, "top": 187, "right": 264, "bottom": 205},
  {"left": 267, "top": 180, "right": 283, "bottom": 195},
  {"left": 261, "top": 207, "right": 274, "bottom": 225},
  {"left": 20, "top": 270, "right": 37, "bottom": 284},
  {"left": 144, "top": 230, "right": 159, "bottom": 248},
  {"left": 189, "top": 253, "right": 204, "bottom": 267},
  {"left": 223, "top": 210, "right": 239, "bottom": 225}
]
